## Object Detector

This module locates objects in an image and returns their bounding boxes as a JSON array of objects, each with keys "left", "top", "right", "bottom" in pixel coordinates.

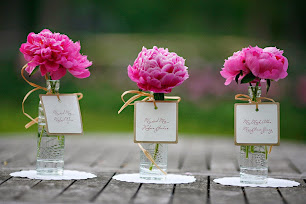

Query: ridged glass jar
[{"left": 36, "top": 80, "right": 65, "bottom": 176}]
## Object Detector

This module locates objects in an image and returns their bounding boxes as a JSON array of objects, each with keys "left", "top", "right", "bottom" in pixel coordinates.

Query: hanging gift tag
[
  {"left": 39, "top": 94, "right": 83, "bottom": 135},
  {"left": 235, "top": 102, "right": 280, "bottom": 146},
  {"left": 134, "top": 101, "right": 178, "bottom": 143}
]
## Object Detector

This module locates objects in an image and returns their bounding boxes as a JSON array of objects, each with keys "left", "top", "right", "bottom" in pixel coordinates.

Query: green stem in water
[
  {"left": 51, "top": 82, "right": 56, "bottom": 94},
  {"left": 252, "top": 82, "right": 259, "bottom": 111},
  {"left": 246, "top": 146, "right": 249, "bottom": 159},
  {"left": 250, "top": 145, "right": 254, "bottom": 153},
  {"left": 149, "top": 143, "right": 160, "bottom": 170},
  {"left": 265, "top": 146, "right": 268, "bottom": 160},
  {"left": 149, "top": 93, "right": 164, "bottom": 171},
  {"left": 244, "top": 83, "right": 260, "bottom": 159}
]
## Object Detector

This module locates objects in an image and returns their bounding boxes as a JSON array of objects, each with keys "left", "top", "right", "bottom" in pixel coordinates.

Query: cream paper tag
[
  {"left": 39, "top": 94, "right": 83, "bottom": 135},
  {"left": 134, "top": 101, "right": 178, "bottom": 143},
  {"left": 235, "top": 102, "right": 280, "bottom": 145}
]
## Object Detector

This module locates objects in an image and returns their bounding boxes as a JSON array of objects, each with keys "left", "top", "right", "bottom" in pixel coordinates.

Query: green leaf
[
  {"left": 235, "top": 74, "right": 240, "bottom": 84},
  {"left": 241, "top": 72, "right": 256, "bottom": 84},
  {"left": 29, "top": 66, "right": 39, "bottom": 77},
  {"left": 235, "top": 70, "right": 243, "bottom": 84},
  {"left": 266, "top": 79, "right": 271, "bottom": 94}
]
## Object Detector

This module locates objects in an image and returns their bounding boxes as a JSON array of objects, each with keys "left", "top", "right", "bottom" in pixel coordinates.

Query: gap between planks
[
  {"left": 128, "top": 183, "right": 143, "bottom": 204},
  {"left": 167, "top": 184, "right": 176, "bottom": 204},
  {"left": 207, "top": 176, "right": 210, "bottom": 204},
  {"left": 0, "top": 176, "right": 12, "bottom": 186},
  {"left": 89, "top": 172, "right": 116, "bottom": 202}
]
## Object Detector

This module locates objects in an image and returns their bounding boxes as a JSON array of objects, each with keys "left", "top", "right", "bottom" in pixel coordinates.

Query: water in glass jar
[
  {"left": 139, "top": 143, "right": 167, "bottom": 180},
  {"left": 240, "top": 146, "right": 268, "bottom": 184},
  {"left": 36, "top": 125, "right": 65, "bottom": 176}
]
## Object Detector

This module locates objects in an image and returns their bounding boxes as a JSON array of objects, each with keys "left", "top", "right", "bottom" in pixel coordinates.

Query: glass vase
[
  {"left": 36, "top": 80, "right": 65, "bottom": 176},
  {"left": 239, "top": 86, "right": 268, "bottom": 184},
  {"left": 139, "top": 143, "right": 168, "bottom": 180}
]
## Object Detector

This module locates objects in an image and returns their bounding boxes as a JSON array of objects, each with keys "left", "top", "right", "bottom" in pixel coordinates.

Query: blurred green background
[{"left": 0, "top": 0, "right": 305, "bottom": 141}]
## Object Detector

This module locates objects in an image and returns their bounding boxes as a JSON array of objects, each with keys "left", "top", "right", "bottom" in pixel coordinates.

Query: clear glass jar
[
  {"left": 239, "top": 86, "right": 268, "bottom": 184},
  {"left": 36, "top": 80, "right": 65, "bottom": 176},
  {"left": 139, "top": 143, "right": 168, "bottom": 180}
]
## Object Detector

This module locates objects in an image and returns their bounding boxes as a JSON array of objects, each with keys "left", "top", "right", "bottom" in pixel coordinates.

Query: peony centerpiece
[
  {"left": 20, "top": 29, "right": 92, "bottom": 176},
  {"left": 121, "top": 46, "right": 188, "bottom": 180},
  {"left": 220, "top": 45, "right": 288, "bottom": 184}
]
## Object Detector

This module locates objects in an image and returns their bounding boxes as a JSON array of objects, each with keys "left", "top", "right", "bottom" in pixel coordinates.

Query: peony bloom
[
  {"left": 220, "top": 46, "right": 288, "bottom": 85},
  {"left": 127, "top": 46, "right": 189, "bottom": 93},
  {"left": 245, "top": 46, "right": 288, "bottom": 81},
  {"left": 220, "top": 50, "right": 249, "bottom": 85},
  {"left": 20, "top": 29, "right": 92, "bottom": 80}
]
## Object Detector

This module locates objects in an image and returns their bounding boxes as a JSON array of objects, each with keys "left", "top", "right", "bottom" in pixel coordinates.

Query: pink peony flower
[
  {"left": 220, "top": 50, "right": 249, "bottom": 85},
  {"left": 245, "top": 46, "right": 288, "bottom": 81},
  {"left": 20, "top": 29, "right": 92, "bottom": 80},
  {"left": 220, "top": 46, "right": 288, "bottom": 85},
  {"left": 127, "top": 46, "right": 189, "bottom": 93}
]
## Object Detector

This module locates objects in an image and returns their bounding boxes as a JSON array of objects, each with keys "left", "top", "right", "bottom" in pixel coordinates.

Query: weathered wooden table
[{"left": 0, "top": 134, "right": 305, "bottom": 204}]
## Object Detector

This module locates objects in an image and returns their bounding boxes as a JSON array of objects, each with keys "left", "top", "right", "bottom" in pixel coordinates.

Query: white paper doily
[
  {"left": 213, "top": 177, "right": 300, "bottom": 187},
  {"left": 113, "top": 173, "right": 196, "bottom": 184},
  {"left": 10, "top": 170, "right": 97, "bottom": 180}
]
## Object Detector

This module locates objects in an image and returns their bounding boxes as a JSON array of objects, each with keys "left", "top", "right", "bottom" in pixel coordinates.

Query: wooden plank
[
  {"left": 210, "top": 176, "right": 245, "bottom": 204},
  {"left": 4, "top": 145, "right": 35, "bottom": 169},
  {"left": 268, "top": 146, "right": 300, "bottom": 177},
  {"left": 0, "top": 138, "right": 34, "bottom": 169},
  {"left": 99, "top": 143, "right": 135, "bottom": 172},
  {"left": 0, "top": 177, "right": 40, "bottom": 201},
  {"left": 210, "top": 139, "right": 238, "bottom": 174},
  {"left": 54, "top": 172, "right": 115, "bottom": 203},
  {"left": 118, "top": 144, "right": 140, "bottom": 172},
  {"left": 180, "top": 138, "right": 212, "bottom": 173},
  {"left": 18, "top": 179, "right": 75, "bottom": 202},
  {"left": 278, "top": 179, "right": 306, "bottom": 204},
  {"left": 244, "top": 187, "right": 283, "bottom": 204},
  {"left": 0, "top": 170, "right": 12, "bottom": 184},
  {"left": 172, "top": 175, "right": 207, "bottom": 204},
  {"left": 281, "top": 143, "right": 306, "bottom": 175},
  {"left": 94, "top": 176, "right": 140, "bottom": 203},
  {"left": 64, "top": 140, "right": 108, "bottom": 170},
  {"left": 167, "top": 138, "right": 186, "bottom": 173},
  {"left": 133, "top": 183, "right": 173, "bottom": 204}
]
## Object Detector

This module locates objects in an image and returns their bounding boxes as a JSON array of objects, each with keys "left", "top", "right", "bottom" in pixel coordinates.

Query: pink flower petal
[{"left": 127, "top": 46, "right": 188, "bottom": 92}]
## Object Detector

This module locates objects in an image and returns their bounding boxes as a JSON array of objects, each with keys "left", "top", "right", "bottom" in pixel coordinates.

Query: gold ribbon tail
[
  {"left": 76, "top": 93, "right": 83, "bottom": 100},
  {"left": 137, "top": 143, "right": 167, "bottom": 175},
  {"left": 21, "top": 64, "right": 48, "bottom": 128},
  {"left": 269, "top": 146, "right": 273, "bottom": 154}
]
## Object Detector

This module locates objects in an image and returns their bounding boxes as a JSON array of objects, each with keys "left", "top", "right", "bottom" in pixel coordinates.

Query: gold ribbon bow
[
  {"left": 21, "top": 63, "right": 83, "bottom": 129},
  {"left": 118, "top": 90, "right": 181, "bottom": 114},
  {"left": 118, "top": 90, "right": 181, "bottom": 175},
  {"left": 235, "top": 94, "right": 275, "bottom": 111},
  {"left": 235, "top": 94, "right": 276, "bottom": 154}
]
